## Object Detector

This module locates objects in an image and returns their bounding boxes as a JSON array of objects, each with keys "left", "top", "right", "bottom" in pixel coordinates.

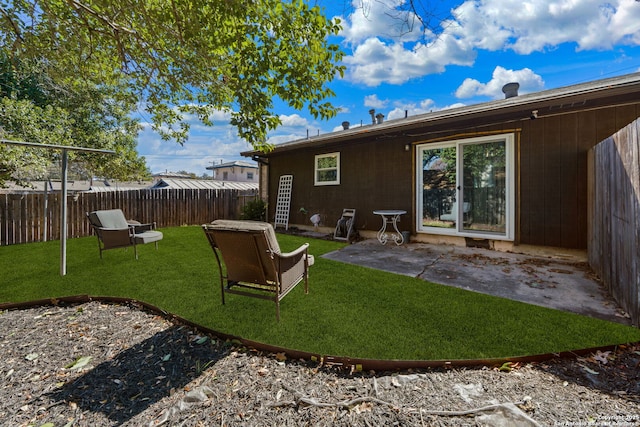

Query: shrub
[{"left": 240, "top": 198, "right": 266, "bottom": 221}]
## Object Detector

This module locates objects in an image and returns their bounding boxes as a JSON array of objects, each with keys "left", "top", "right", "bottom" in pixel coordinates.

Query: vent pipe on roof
[
  {"left": 369, "top": 109, "right": 376, "bottom": 124},
  {"left": 502, "top": 82, "right": 520, "bottom": 99},
  {"left": 375, "top": 113, "right": 384, "bottom": 124},
  {"left": 342, "top": 121, "right": 350, "bottom": 130}
]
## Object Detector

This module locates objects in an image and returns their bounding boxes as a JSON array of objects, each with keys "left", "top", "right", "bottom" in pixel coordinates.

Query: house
[
  {"left": 206, "top": 160, "right": 258, "bottom": 183},
  {"left": 243, "top": 72, "right": 640, "bottom": 254}
]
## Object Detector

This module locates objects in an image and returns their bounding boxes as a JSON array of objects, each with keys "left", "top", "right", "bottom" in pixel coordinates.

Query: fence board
[
  {"left": 589, "top": 118, "right": 640, "bottom": 326},
  {"left": 0, "top": 188, "right": 257, "bottom": 246}
]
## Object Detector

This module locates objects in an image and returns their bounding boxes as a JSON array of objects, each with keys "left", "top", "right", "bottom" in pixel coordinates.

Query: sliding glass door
[{"left": 417, "top": 134, "right": 514, "bottom": 240}]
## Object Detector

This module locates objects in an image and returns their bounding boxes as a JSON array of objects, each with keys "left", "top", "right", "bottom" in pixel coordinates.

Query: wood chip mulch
[{"left": 1, "top": 301, "right": 639, "bottom": 426}]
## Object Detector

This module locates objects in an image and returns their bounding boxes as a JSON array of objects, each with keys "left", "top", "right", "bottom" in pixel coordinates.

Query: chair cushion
[
  {"left": 208, "top": 220, "right": 281, "bottom": 254},
  {"left": 133, "top": 230, "right": 163, "bottom": 245},
  {"left": 90, "top": 209, "right": 129, "bottom": 229}
]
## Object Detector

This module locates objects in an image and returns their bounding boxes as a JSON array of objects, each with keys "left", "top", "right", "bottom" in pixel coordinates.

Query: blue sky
[{"left": 136, "top": 0, "right": 640, "bottom": 175}]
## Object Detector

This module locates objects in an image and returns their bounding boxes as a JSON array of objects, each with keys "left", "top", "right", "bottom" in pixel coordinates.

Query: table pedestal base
[{"left": 373, "top": 210, "right": 406, "bottom": 245}]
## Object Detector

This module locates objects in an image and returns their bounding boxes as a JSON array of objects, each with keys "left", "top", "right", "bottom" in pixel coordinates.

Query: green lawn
[{"left": 2, "top": 225, "right": 639, "bottom": 360}]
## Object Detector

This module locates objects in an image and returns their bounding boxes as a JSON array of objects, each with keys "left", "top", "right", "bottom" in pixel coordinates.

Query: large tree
[
  {"left": 0, "top": 54, "right": 148, "bottom": 185},
  {"left": 0, "top": 0, "right": 344, "bottom": 152}
]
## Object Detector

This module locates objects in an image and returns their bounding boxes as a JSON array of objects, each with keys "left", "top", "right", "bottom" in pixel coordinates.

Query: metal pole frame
[{"left": 0, "top": 139, "right": 115, "bottom": 275}]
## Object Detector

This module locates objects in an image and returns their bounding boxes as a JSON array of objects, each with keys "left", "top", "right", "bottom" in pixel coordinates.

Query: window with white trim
[
  {"left": 416, "top": 133, "right": 515, "bottom": 240},
  {"left": 314, "top": 152, "right": 340, "bottom": 186}
]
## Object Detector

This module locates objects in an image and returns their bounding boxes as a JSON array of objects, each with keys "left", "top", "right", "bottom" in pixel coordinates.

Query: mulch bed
[{"left": 1, "top": 301, "right": 639, "bottom": 426}]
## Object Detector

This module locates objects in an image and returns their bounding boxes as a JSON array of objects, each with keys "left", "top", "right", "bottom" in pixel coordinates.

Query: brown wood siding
[
  {"left": 576, "top": 110, "right": 597, "bottom": 249},
  {"left": 546, "top": 114, "right": 573, "bottom": 247},
  {"left": 520, "top": 117, "right": 546, "bottom": 246},
  {"left": 518, "top": 106, "right": 640, "bottom": 248},
  {"left": 266, "top": 103, "right": 640, "bottom": 250},
  {"left": 268, "top": 139, "right": 413, "bottom": 233}
]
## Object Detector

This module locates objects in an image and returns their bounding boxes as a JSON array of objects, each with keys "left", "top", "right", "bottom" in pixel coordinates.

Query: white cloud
[
  {"left": 267, "top": 132, "right": 307, "bottom": 145},
  {"left": 387, "top": 99, "right": 435, "bottom": 119},
  {"left": 343, "top": 35, "right": 475, "bottom": 86},
  {"left": 387, "top": 99, "right": 466, "bottom": 120},
  {"left": 455, "top": 66, "right": 545, "bottom": 99},
  {"left": 338, "top": 0, "right": 640, "bottom": 86},
  {"left": 266, "top": 114, "right": 326, "bottom": 145},
  {"left": 364, "top": 94, "right": 388, "bottom": 109},
  {"left": 279, "top": 113, "right": 310, "bottom": 127},
  {"left": 444, "top": 1, "right": 512, "bottom": 51},
  {"left": 209, "top": 109, "right": 233, "bottom": 122},
  {"left": 136, "top": 109, "right": 254, "bottom": 174},
  {"left": 163, "top": 105, "right": 232, "bottom": 127},
  {"left": 450, "top": 0, "right": 640, "bottom": 54},
  {"left": 605, "top": 0, "right": 640, "bottom": 47},
  {"left": 337, "top": 0, "right": 425, "bottom": 44}
]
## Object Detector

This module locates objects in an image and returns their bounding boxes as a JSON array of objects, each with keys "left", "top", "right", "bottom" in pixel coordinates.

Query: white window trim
[
  {"left": 415, "top": 133, "right": 515, "bottom": 241},
  {"left": 314, "top": 152, "right": 340, "bottom": 186}
]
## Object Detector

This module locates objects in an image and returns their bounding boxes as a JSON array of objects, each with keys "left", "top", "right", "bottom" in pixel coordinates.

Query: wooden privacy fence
[
  {"left": 588, "top": 117, "right": 640, "bottom": 326},
  {"left": 0, "top": 188, "right": 258, "bottom": 246}
]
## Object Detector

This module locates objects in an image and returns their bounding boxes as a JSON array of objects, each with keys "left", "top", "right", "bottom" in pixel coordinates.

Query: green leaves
[
  {"left": 0, "top": 52, "right": 147, "bottom": 184},
  {"left": 0, "top": 0, "right": 344, "bottom": 150},
  {"left": 0, "top": 97, "right": 72, "bottom": 185},
  {"left": 65, "top": 356, "right": 92, "bottom": 370},
  {"left": 194, "top": 335, "right": 209, "bottom": 345}
]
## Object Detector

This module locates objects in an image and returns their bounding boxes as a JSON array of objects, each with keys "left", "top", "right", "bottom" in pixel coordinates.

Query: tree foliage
[
  {"left": 0, "top": 53, "right": 148, "bottom": 185},
  {"left": 0, "top": 0, "right": 344, "bottom": 152}
]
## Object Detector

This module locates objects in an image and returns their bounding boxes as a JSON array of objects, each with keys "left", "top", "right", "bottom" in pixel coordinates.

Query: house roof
[
  {"left": 151, "top": 178, "right": 258, "bottom": 191},
  {"left": 86, "top": 184, "right": 151, "bottom": 192},
  {"left": 206, "top": 160, "right": 257, "bottom": 170},
  {"left": 242, "top": 72, "right": 640, "bottom": 157},
  {"left": 0, "top": 180, "right": 150, "bottom": 193},
  {"left": 152, "top": 172, "right": 193, "bottom": 179},
  {"left": 0, "top": 180, "right": 88, "bottom": 193}
]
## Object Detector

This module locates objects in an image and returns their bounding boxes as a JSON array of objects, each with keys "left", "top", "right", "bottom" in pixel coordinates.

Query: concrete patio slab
[{"left": 322, "top": 239, "right": 631, "bottom": 325}]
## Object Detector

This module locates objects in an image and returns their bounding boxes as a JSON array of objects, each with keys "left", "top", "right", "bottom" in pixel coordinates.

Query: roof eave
[{"left": 242, "top": 72, "right": 640, "bottom": 158}]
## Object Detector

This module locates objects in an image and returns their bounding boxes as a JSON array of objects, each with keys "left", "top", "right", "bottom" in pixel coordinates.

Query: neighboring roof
[
  {"left": 152, "top": 172, "right": 193, "bottom": 179},
  {"left": 151, "top": 178, "right": 258, "bottom": 191},
  {"left": 0, "top": 180, "right": 90, "bottom": 193},
  {"left": 206, "top": 160, "right": 258, "bottom": 170},
  {"left": 243, "top": 72, "right": 640, "bottom": 157},
  {"left": 86, "top": 185, "right": 151, "bottom": 193},
  {"left": 0, "top": 178, "right": 257, "bottom": 193},
  {"left": 0, "top": 180, "right": 150, "bottom": 193}
]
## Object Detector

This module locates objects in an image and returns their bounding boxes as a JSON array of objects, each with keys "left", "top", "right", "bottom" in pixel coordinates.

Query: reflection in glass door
[
  {"left": 420, "top": 146, "right": 457, "bottom": 229},
  {"left": 418, "top": 134, "right": 513, "bottom": 240},
  {"left": 461, "top": 141, "right": 506, "bottom": 234}
]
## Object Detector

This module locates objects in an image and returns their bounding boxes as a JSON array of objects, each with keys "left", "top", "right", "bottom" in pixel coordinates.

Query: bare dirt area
[{"left": 1, "top": 301, "right": 639, "bottom": 426}]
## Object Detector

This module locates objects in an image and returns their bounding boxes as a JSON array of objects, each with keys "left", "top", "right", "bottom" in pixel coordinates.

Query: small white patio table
[{"left": 373, "top": 210, "right": 407, "bottom": 245}]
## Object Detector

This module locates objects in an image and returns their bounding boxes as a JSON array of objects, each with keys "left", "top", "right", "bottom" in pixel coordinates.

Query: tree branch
[
  {"left": 269, "top": 384, "right": 398, "bottom": 409},
  {"left": 66, "top": 0, "right": 137, "bottom": 35},
  {"left": 0, "top": 6, "right": 25, "bottom": 44},
  {"left": 269, "top": 384, "right": 534, "bottom": 423}
]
